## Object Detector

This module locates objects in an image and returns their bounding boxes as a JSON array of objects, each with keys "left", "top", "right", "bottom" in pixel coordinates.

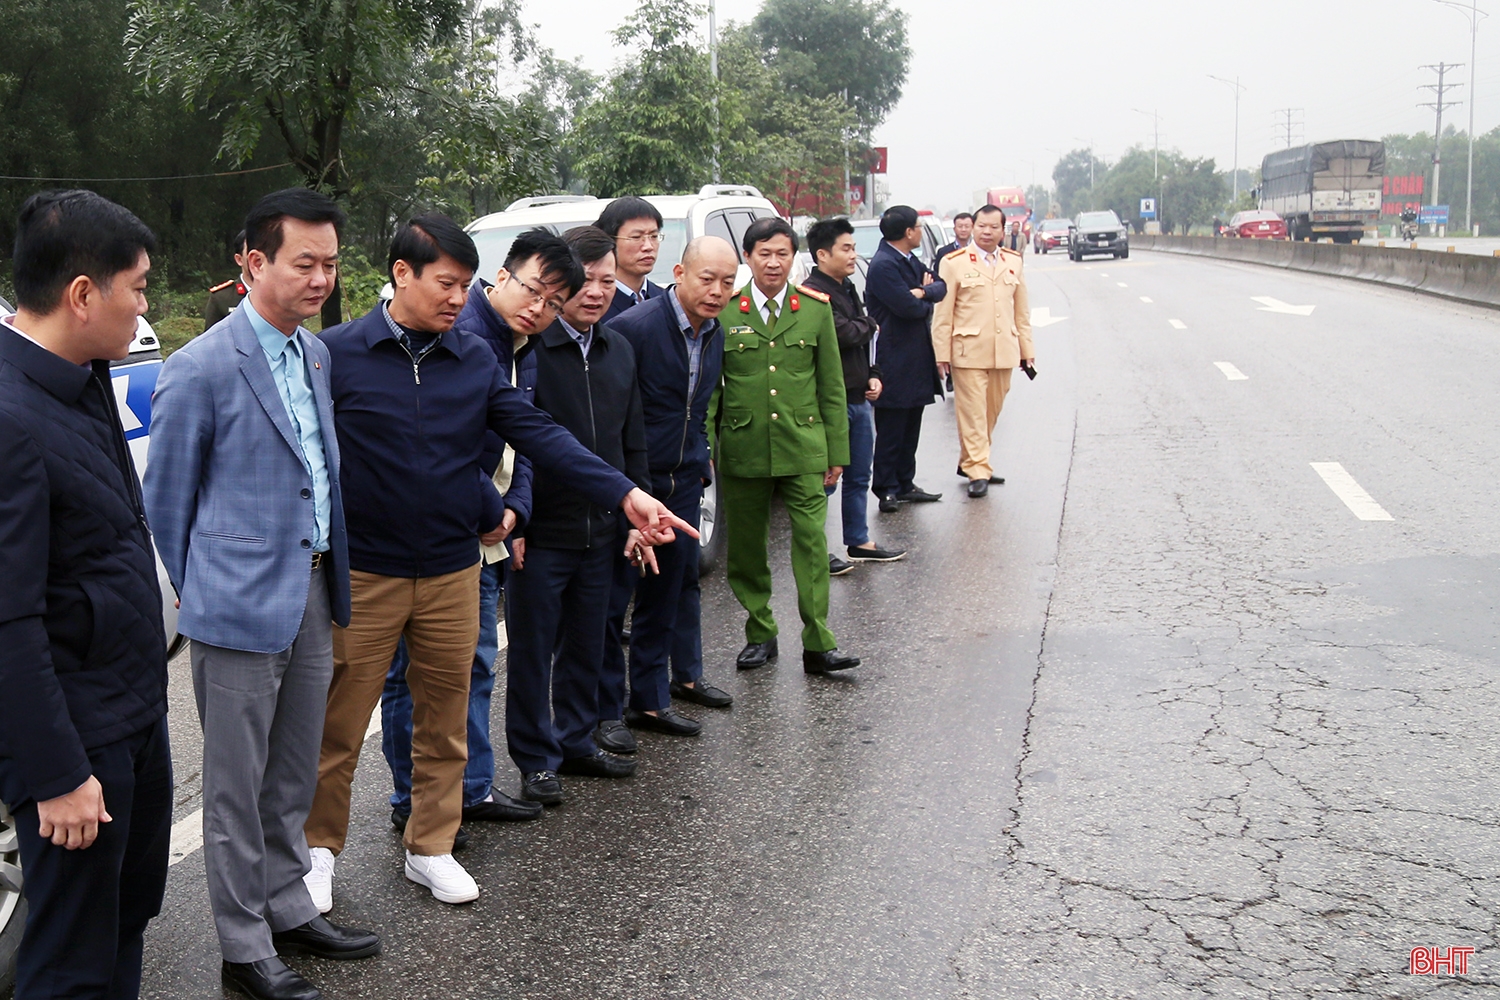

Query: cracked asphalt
[{"left": 129, "top": 249, "right": 1498, "bottom": 998}]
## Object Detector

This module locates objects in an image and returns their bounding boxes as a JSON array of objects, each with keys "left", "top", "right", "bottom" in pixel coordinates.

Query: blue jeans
[
  {"left": 382, "top": 561, "right": 501, "bottom": 811},
  {"left": 827, "top": 399, "right": 875, "bottom": 547}
]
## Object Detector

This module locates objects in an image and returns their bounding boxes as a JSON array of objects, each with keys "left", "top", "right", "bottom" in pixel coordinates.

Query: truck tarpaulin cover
[{"left": 1263, "top": 140, "right": 1385, "bottom": 180}]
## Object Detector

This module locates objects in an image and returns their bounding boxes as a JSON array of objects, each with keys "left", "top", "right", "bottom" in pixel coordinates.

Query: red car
[
  {"left": 1032, "top": 218, "right": 1074, "bottom": 254},
  {"left": 1227, "top": 210, "right": 1287, "bottom": 239}
]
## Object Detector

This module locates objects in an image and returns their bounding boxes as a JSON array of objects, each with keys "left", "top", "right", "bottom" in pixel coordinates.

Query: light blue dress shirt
[{"left": 243, "top": 297, "right": 331, "bottom": 553}]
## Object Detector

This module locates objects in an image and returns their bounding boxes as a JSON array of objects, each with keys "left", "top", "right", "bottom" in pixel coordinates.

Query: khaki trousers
[
  {"left": 952, "top": 366, "right": 1013, "bottom": 481},
  {"left": 305, "top": 564, "right": 480, "bottom": 857}
]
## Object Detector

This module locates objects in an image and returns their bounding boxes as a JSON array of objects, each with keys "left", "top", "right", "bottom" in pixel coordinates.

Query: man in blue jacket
[
  {"left": 597, "top": 196, "right": 666, "bottom": 323},
  {"left": 0, "top": 191, "right": 170, "bottom": 1000},
  {"left": 306, "top": 215, "right": 692, "bottom": 908},
  {"left": 865, "top": 205, "right": 948, "bottom": 514},
  {"left": 610, "top": 236, "right": 741, "bottom": 741},
  {"left": 148, "top": 188, "right": 380, "bottom": 1000}
]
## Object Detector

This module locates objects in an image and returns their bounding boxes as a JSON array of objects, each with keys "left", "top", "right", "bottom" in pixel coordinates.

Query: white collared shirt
[
  {"left": 748, "top": 282, "right": 789, "bottom": 326},
  {"left": 974, "top": 243, "right": 1001, "bottom": 268},
  {"left": 0, "top": 314, "right": 47, "bottom": 350},
  {"left": 615, "top": 279, "right": 646, "bottom": 306}
]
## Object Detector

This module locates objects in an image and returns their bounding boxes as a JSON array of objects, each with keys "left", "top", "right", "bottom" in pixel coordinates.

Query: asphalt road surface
[{"left": 134, "top": 249, "right": 1499, "bottom": 998}]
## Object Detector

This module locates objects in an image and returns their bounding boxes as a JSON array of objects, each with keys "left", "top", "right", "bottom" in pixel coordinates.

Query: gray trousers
[{"left": 191, "top": 566, "right": 333, "bottom": 963}]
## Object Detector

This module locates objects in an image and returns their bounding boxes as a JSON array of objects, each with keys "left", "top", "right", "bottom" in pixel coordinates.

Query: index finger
[{"left": 660, "top": 510, "right": 700, "bottom": 540}]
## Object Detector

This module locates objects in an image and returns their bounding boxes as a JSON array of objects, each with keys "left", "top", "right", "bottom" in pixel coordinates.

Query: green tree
[
  {"left": 1052, "top": 148, "right": 1104, "bottom": 216},
  {"left": 748, "top": 0, "right": 909, "bottom": 132},
  {"left": 573, "top": 0, "right": 718, "bottom": 197},
  {"left": 1161, "top": 155, "right": 1225, "bottom": 233}
]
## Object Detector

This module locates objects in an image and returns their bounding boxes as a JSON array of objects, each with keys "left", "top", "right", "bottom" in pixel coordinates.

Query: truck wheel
[
  {"left": 1119, "top": 248, "right": 1130, "bottom": 259},
  {"left": 698, "top": 476, "right": 726, "bottom": 575},
  {"left": 0, "top": 802, "right": 26, "bottom": 995}
]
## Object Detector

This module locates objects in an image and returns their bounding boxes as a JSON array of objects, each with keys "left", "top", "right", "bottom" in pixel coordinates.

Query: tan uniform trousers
[
  {"left": 305, "top": 564, "right": 480, "bottom": 857},
  {"left": 953, "top": 366, "right": 1013, "bottom": 482}
]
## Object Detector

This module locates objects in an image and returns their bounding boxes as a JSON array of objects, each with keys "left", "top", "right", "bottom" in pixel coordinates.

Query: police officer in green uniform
[
  {"left": 711, "top": 217, "right": 861, "bottom": 675},
  {"left": 202, "top": 229, "right": 250, "bottom": 328}
]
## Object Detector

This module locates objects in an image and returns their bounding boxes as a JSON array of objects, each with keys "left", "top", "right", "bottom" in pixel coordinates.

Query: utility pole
[
  {"left": 1433, "top": 0, "right": 1487, "bottom": 234},
  {"left": 1419, "top": 61, "right": 1463, "bottom": 218},
  {"left": 1271, "top": 107, "right": 1304, "bottom": 148},
  {"left": 1208, "top": 75, "right": 1247, "bottom": 202},
  {"left": 709, "top": 0, "right": 720, "bottom": 183},
  {"left": 1132, "top": 108, "right": 1161, "bottom": 178}
]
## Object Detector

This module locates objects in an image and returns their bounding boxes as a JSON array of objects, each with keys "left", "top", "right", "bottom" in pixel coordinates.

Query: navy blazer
[
  {"left": 864, "top": 241, "right": 948, "bottom": 409},
  {"left": 146, "top": 306, "right": 352, "bottom": 654},
  {"left": 320, "top": 306, "right": 636, "bottom": 578},
  {"left": 608, "top": 291, "right": 722, "bottom": 512},
  {"left": 602, "top": 278, "right": 664, "bottom": 325},
  {"left": 0, "top": 328, "right": 168, "bottom": 803}
]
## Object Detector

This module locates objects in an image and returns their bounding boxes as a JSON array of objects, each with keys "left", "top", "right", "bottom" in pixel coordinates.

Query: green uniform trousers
[{"left": 721, "top": 472, "right": 837, "bottom": 652}]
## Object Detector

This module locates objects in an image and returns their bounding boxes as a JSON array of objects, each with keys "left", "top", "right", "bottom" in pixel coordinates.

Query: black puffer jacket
[{"left": 0, "top": 327, "right": 167, "bottom": 805}]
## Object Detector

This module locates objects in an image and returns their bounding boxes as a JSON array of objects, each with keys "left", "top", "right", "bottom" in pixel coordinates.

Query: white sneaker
[
  {"left": 304, "top": 846, "right": 335, "bottom": 914},
  {"left": 404, "top": 851, "right": 480, "bottom": 904}
]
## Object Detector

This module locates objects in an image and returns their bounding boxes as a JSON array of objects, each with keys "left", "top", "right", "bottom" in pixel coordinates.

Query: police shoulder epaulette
[
  {"left": 944, "top": 246, "right": 969, "bottom": 260},
  {"left": 1000, "top": 247, "right": 1022, "bottom": 258},
  {"left": 795, "top": 284, "right": 830, "bottom": 304},
  {"left": 209, "top": 279, "right": 235, "bottom": 293}
]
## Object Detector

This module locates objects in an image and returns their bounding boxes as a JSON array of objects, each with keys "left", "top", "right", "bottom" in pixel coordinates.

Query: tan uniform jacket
[{"left": 931, "top": 246, "right": 1034, "bottom": 369}]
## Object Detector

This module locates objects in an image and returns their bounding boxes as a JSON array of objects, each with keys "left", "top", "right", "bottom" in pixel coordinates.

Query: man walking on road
[
  {"left": 801, "top": 218, "right": 906, "bottom": 571},
  {"left": 147, "top": 188, "right": 380, "bottom": 1000},
  {"left": 1, "top": 191, "right": 171, "bottom": 1000},
  {"left": 611, "top": 237, "right": 740, "bottom": 737},
  {"left": 865, "top": 205, "right": 947, "bottom": 514},
  {"left": 712, "top": 217, "right": 859, "bottom": 676},
  {"left": 932, "top": 204, "right": 1035, "bottom": 498}
]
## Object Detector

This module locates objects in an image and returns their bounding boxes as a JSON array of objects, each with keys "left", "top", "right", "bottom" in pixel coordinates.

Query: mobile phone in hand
[{"left": 1021, "top": 360, "right": 1037, "bottom": 380}]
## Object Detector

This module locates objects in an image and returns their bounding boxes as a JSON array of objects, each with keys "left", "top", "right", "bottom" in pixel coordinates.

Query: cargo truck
[{"left": 1260, "top": 140, "right": 1384, "bottom": 243}]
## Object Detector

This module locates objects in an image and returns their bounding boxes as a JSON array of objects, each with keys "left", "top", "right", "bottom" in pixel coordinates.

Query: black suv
[{"left": 1070, "top": 210, "right": 1130, "bottom": 260}]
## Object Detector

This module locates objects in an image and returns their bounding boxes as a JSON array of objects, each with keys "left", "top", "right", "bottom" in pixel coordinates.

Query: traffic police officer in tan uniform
[
  {"left": 932, "top": 204, "right": 1034, "bottom": 498},
  {"left": 203, "top": 229, "right": 250, "bottom": 329},
  {"left": 711, "top": 216, "right": 860, "bottom": 675}
]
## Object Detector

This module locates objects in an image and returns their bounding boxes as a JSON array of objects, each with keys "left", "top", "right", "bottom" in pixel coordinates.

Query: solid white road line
[
  {"left": 1213, "top": 362, "right": 1248, "bottom": 381},
  {"left": 166, "top": 630, "right": 513, "bottom": 867},
  {"left": 1168, "top": 319, "right": 1187, "bottom": 330},
  {"left": 1030, "top": 307, "right": 1069, "bottom": 328},
  {"left": 1139, "top": 296, "right": 1153, "bottom": 303},
  {"left": 1310, "top": 463, "right": 1394, "bottom": 521}
]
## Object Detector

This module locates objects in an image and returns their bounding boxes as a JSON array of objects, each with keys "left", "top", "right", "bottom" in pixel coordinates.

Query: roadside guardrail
[{"left": 1134, "top": 235, "right": 1500, "bottom": 311}]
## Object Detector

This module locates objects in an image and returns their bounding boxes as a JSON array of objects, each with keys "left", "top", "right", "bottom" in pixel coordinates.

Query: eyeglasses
[
  {"left": 508, "top": 273, "right": 566, "bottom": 314},
  {"left": 616, "top": 232, "right": 663, "bottom": 245}
]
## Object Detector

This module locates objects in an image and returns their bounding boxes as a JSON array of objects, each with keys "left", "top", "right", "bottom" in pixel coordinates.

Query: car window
[
  {"left": 1040, "top": 219, "right": 1071, "bottom": 232},
  {"left": 723, "top": 211, "right": 757, "bottom": 252},
  {"left": 703, "top": 211, "right": 734, "bottom": 251},
  {"left": 852, "top": 225, "right": 884, "bottom": 259},
  {"left": 645, "top": 218, "right": 690, "bottom": 287},
  {"left": 1077, "top": 212, "right": 1120, "bottom": 228}
]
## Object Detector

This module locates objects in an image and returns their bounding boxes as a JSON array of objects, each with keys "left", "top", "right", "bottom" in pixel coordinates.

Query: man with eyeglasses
[
  {"left": 376, "top": 228, "right": 581, "bottom": 855},
  {"left": 598, "top": 197, "right": 666, "bottom": 322},
  {"left": 306, "top": 215, "right": 695, "bottom": 910}
]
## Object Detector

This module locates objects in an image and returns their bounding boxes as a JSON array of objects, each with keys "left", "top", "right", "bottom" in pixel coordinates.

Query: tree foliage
[{"left": 1052, "top": 149, "right": 1103, "bottom": 216}]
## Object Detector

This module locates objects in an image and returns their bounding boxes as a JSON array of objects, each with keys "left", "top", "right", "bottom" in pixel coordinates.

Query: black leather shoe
[
  {"left": 829, "top": 552, "right": 855, "bottom": 576},
  {"left": 594, "top": 719, "right": 638, "bottom": 754},
  {"left": 462, "top": 791, "right": 542, "bottom": 822},
  {"left": 956, "top": 466, "right": 1003, "bottom": 484},
  {"left": 878, "top": 493, "right": 900, "bottom": 513},
  {"left": 221, "top": 958, "right": 320, "bottom": 1000},
  {"left": 558, "top": 750, "right": 637, "bottom": 778},
  {"left": 803, "top": 648, "right": 861, "bottom": 674},
  {"left": 272, "top": 915, "right": 381, "bottom": 960},
  {"left": 736, "top": 637, "right": 778, "bottom": 670},
  {"left": 624, "top": 707, "right": 702, "bottom": 736},
  {"left": 670, "top": 679, "right": 733, "bottom": 708},
  {"left": 522, "top": 771, "right": 563, "bottom": 806},
  {"left": 389, "top": 809, "right": 469, "bottom": 850},
  {"left": 896, "top": 488, "right": 942, "bottom": 503},
  {"left": 968, "top": 479, "right": 989, "bottom": 498},
  {"left": 847, "top": 543, "right": 906, "bottom": 562}
]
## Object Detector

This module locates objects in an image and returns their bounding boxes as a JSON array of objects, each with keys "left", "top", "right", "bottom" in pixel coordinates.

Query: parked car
[
  {"left": 1070, "top": 210, "right": 1130, "bottom": 260},
  {"left": 1226, "top": 209, "right": 1288, "bottom": 240},
  {"left": 465, "top": 186, "right": 782, "bottom": 571},
  {"left": 1032, "top": 218, "right": 1074, "bottom": 254}
]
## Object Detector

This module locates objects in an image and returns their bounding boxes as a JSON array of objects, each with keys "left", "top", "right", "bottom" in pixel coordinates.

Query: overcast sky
[{"left": 525, "top": 0, "right": 1499, "bottom": 213}]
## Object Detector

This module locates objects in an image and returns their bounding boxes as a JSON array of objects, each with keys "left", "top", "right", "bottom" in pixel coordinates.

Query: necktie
[
  {"left": 765, "top": 297, "right": 779, "bottom": 336},
  {"left": 634, "top": 289, "right": 645, "bottom": 305},
  {"left": 985, "top": 251, "right": 997, "bottom": 268}
]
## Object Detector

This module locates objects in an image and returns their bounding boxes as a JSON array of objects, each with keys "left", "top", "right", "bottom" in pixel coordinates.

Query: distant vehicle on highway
[
  {"left": 1033, "top": 218, "right": 1074, "bottom": 254},
  {"left": 1070, "top": 210, "right": 1130, "bottom": 260},
  {"left": 1225, "top": 210, "right": 1288, "bottom": 240},
  {"left": 1260, "top": 139, "right": 1383, "bottom": 243},
  {"left": 984, "top": 187, "right": 1034, "bottom": 244}
]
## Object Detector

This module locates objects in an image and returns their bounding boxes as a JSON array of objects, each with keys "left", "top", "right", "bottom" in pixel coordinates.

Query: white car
[
  {"left": 463, "top": 185, "right": 784, "bottom": 573},
  {"left": 0, "top": 301, "right": 181, "bottom": 991}
]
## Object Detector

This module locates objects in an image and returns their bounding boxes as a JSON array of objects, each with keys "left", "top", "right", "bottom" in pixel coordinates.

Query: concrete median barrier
[{"left": 1135, "top": 235, "right": 1500, "bottom": 310}]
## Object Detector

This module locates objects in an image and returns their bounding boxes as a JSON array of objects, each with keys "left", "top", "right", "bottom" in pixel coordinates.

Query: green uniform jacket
[{"left": 709, "top": 284, "right": 850, "bottom": 478}]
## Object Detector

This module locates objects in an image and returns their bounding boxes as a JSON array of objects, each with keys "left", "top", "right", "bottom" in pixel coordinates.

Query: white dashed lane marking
[
  {"left": 1214, "top": 362, "right": 1248, "bottom": 381},
  {"left": 1310, "top": 463, "right": 1393, "bottom": 521},
  {"left": 1117, "top": 282, "right": 1128, "bottom": 288},
  {"left": 1139, "top": 296, "right": 1153, "bottom": 303},
  {"left": 1169, "top": 319, "right": 1187, "bottom": 330}
]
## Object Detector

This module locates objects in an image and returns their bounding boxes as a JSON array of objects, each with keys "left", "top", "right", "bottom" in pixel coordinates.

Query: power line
[
  {"left": 1419, "top": 61, "right": 1464, "bottom": 211},
  {"left": 1271, "top": 108, "right": 1305, "bottom": 148},
  {"left": 0, "top": 164, "right": 291, "bottom": 183}
]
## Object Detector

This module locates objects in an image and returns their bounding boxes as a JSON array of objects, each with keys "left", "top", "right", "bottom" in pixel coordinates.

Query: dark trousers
[
  {"left": 598, "top": 549, "right": 633, "bottom": 722},
  {"left": 8, "top": 717, "right": 172, "bottom": 1000},
  {"left": 872, "top": 404, "right": 927, "bottom": 498},
  {"left": 628, "top": 494, "right": 703, "bottom": 712},
  {"left": 505, "top": 544, "right": 612, "bottom": 774}
]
